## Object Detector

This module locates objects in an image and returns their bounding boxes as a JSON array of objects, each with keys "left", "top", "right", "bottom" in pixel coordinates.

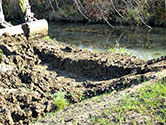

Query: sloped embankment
[
  {"left": 0, "top": 34, "right": 166, "bottom": 124},
  {"left": 34, "top": 69, "right": 166, "bottom": 125}
]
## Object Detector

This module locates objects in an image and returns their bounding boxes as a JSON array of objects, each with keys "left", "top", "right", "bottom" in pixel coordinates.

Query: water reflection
[{"left": 48, "top": 22, "right": 166, "bottom": 60}]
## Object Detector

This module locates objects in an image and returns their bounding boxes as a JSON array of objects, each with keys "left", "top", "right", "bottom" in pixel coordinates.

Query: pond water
[{"left": 48, "top": 22, "right": 166, "bottom": 60}]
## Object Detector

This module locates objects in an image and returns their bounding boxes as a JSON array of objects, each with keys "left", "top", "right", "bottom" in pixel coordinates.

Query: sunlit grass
[
  {"left": 51, "top": 91, "right": 68, "bottom": 110},
  {"left": 44, "top": 36, "right": 56, "bottom": 41},
  {"left": 93, "top": 82, "right": 166, "bottom": 124},
  {"left": 106, "top": 47, "right": 131, "bottom": 55}
]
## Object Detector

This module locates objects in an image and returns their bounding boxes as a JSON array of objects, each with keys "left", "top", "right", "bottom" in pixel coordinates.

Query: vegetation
[
  {"left": 93, "top": 82, "right": 166, "bottom": 124},
  {"left": 0, "top": 49, "right": 4, "bottom": 63},
  {"left": 106, "top": 39, "right": 131, "bottom": 55},
  {"left": 44, "top": 36, "right": 55, "bottom": 41},
  {"left": 51, "top": 91, "right": 68, "bottom": 110},
  {"left": 107, "top": 47, "right": 131, "bottom": 55},
  {"left": 3, "top": 0, "right": 166, "bottom": 27}
]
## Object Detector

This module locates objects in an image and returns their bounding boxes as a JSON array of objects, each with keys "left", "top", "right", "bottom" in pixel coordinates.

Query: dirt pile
[
  {"left": 0, "top": 35, "right": 58, "bottom": 124},
  {"left": 0, "top": 34, "right": 166, "bottom": 124}
]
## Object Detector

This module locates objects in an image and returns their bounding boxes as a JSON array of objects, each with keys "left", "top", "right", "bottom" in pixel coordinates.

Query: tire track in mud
[{"left": 0, "top": 35, "right": 166, "bottom": 124}]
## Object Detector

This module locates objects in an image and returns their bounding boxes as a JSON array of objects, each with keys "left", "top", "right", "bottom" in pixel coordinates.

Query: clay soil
[{"left": 0, "top": 34, "right": 166, "bottom": 124}]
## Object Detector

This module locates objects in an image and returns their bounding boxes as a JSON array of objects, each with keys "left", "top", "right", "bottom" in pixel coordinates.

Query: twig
[
  {"left": 73, "top": 0, "right": 91, "bottom": 22},
  {"left": 109, "top": 0, "right": 124, "bottom": 18},
  {"left": 96, "top": 2, "right": 114, "bottom": 28}
]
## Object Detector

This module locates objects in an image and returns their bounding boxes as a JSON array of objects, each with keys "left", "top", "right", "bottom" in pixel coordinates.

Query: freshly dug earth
[
  {"left": 0, "top": 34, "right": 166, "bottom": 124},
  {"left": 34, "top": 69, "right": 166, "bottom": 125}
]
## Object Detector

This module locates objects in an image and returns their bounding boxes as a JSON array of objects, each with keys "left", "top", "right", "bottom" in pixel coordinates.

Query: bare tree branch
[
  {"left": 73, "top": 0, "right": 91, "bottom": 22},
  {"left": 109, "top": 0, "right": 124, "bottom": 18}
]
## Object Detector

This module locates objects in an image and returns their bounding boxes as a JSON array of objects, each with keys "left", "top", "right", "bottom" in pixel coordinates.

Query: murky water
[{"left": 49, "top": 22, "right": 166, "bottom": 60}]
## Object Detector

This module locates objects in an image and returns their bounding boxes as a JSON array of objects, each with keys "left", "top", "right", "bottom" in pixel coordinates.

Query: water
[{"left": 48, "top": 22, "right": 166, "bottom": 60}]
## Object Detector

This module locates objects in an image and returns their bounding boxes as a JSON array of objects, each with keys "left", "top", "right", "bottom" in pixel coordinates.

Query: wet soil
[
  {"left": 34, "top": 69, "right": 166, "bottom": 125},
  {"left": 0, "top": 34, "right": 166, "bottom": 124}
]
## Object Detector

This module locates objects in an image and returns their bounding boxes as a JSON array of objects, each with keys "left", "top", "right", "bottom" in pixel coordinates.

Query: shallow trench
[{"left": 0, "top": 35, "right": 166, "bottom": 124}]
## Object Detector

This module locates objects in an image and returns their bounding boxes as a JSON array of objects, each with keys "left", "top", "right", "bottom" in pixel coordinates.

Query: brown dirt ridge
[{"left": 0, "top": 34, "right": 166, "bottom": 124}]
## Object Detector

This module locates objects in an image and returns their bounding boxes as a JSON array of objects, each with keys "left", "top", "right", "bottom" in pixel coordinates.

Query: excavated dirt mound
[{"left": 0, "top": 34, "right": 166, "bottom": 124}]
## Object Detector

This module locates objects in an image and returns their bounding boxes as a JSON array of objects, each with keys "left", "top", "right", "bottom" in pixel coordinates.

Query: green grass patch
[
  {"left": 51, "top": 91, "right": 68, "bottom": 110},
  {"left": 93, "top": 82, "right": 166, "bottom": 124},
  {"left": 44, "top": 36, "right": 56, "bottom": 41},
  {"left": 106, "top": 47, "right": 131, "bottom": 55}
]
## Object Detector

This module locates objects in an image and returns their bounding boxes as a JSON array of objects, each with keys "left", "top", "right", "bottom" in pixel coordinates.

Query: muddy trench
[{"left": 0, "top": 34, "right": 166, "bottom": 124}]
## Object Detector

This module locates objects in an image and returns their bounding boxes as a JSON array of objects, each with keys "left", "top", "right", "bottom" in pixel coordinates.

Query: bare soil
[
  {"left": 34, "top": 69, "right": 166, "bottom": 125},
  {"left": 0, "top": 34, "right": 166, "bottom": 124}
]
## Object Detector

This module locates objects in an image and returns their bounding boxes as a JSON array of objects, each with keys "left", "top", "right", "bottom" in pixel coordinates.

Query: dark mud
[{"left": 0, "top": 34, "right": 166, "bottom": 124}]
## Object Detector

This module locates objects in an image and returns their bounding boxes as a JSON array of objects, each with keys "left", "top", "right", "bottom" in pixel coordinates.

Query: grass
[
  {"left": 19, "top": 63, "right": 23, "bottom": 71},
  {"left": 93, "top": 82, "right": 166, "bottom": 124},
  {"left": 106, "top": 47, "right": 131, "bottom": 55},
  {"left": 0, "top": 49, "right": 3, "bottom": 54},
  {"left": 44, "top": 36, "right": 56, "bottom": 41},
  {"left": 0, "top": 49, "right": 4, "bottom": 62},
  {"left": 51, "top": 91, "right": 68, "bottom": 110}
]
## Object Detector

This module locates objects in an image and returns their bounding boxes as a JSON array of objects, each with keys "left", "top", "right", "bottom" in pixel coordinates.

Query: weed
[
  {"left": 0, "top": 49, "right": 4, "bottom": 63},
  {"left": 0, "top": 49, "right": 3, "bottom": 54},
  {"left": 122, "top": 81, "right": 126, "bottom": 85},
  {"left": 44, "top": 36, "right": 56, "bottom": 41},
  {"left": 67, "top": 92, "right": 75, "bottom": 102},
  {"left": 137, "top": 77, "right": 141, "bottom": 83},
  {"left": 19, "top": 63, "right": 23, "bottom": 71},
  {"left": 51, "top": 91, "right": 68, "bottom": 110},
  {"left": 78, "top": 90, "right": 85, "bottom": 101},
  {"left": 26, "top": 88, "right": 31, "bottom": 92},
  {"left": 106, "top": 47, "right": 131, "bottom": 55},
  {"left": 145, "top": 117, "right": 151, "bottom": 125},
  {"left": 93, "top": 90, "right": 97, "bottom": 96},
  {"left": 93, "top": 116, "right": 111, "bottom": 125}
]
